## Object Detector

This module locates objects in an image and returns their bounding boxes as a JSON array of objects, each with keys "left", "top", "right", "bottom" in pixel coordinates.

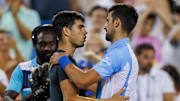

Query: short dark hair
[
  {"left": 32, "top": 24, "right": 58, "bottom": 44},
  {"left": 52, "top": 11, "right": 85, "bottom": 40},
  {"left": 135, "top": 43, "right": 155, "bottom": 55},
  {"left": 108, "top": 4, "right": 138, "bottom": 34},
  {"left": 173, "top": 5, "right": 180, "bottom": 14},
  {"left": 88, "top": 5, "right": 107, "bottom": 16},
  {"left": 162, "top": 65, "right": 180, "bottom": 91}
]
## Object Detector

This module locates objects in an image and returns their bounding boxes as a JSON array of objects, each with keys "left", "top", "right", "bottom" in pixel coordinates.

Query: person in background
[
  {"left": 135, "top": 43, "right": 175, "bottom": 101},
  {"left": 4, "top": 25, "right": 58, "bottom": 101},
  {"left": 162, "top": 65, "right": 180, "bottom": 101},
  {"left": 0, "top": 30, "right": 24, "bottom": 80},
  {"left": 0, "top": 0, "right": 40, "bottom": 60},
  {"left": 161, "top": 5, "right": 180, "bottom": 73},
  {"left": 78, "top": 35, "right": 105, "bottom": 70}
]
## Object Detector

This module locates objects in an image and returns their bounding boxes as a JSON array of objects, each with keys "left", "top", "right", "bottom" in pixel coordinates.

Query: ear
[
  {"left": 113, "top": 18, "right": 121, "bottom": 28},
  {"left": 62, "top": 27, "right": 71, "bottom": 37}
]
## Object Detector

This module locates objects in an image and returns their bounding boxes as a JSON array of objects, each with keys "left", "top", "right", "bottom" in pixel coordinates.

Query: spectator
[
  {"left": 132, "top": 13, "right": 162, "bottom": 62},
  {"left": 135, "top": 43, "right": 175, "bottom": 101},
  {"left": 162, "top": 65, "right": 180, "bottom": 101},
  {"left": 78, "top": 35, "right": 105, "bottom": 70},
  {"left": 162, "top": 5, "right": 180, "bottom": 73},
  {"left": 4, "top": 25, "right": 58, "bottom": 100},
  {"left": 0, "top": 30, "right": 24, "bottom": 79},
  {"left": 0, "top": 0, "right": 40, "bottom": 60}
]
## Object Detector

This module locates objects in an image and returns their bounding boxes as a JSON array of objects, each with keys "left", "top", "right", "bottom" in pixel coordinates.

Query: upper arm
[
  {"left": 56, "top": 65, "right": 68, "bottom": 82},
  {"left": 6, "top": 65, "right": 23, "bottom": 94},
  {"left": 92, "top": 51, "right": 123, "bottom": 80},
  {"left": 163, "top": 93, "right": 174, "bottom": 101}
]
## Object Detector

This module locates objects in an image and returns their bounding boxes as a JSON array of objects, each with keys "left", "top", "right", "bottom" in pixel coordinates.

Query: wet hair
[
  {"left": 135, "top": 43, "right": 155, "bottom": 55},
  {"left": 108, "top": 4, "right": 138, "bottom": 34},
  {"left": 88, "top": 5, "right": 107, "bottom": 16},
  {"left": 162, "top": 65, "right": 180, "bottom": 91},
  {"left": 52, "top": 11, "right": 84, "bottom": 40},
  {"left": 32, "top": 24, "right": 58, "bottom": 44}
]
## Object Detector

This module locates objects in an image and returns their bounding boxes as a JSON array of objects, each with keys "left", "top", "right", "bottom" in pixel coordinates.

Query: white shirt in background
[
  {"left": 0, "top": 69, "right": 8, "bottom": 87},
  {"left": 136, "top": 67, "right": 175, "bottom": 101},
  {"left": 175, "top": 93, "right": 180, "bottom": 101}
]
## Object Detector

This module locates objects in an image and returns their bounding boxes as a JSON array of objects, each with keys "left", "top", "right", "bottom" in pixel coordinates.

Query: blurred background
[{"left": 0, "top": 0, "right": 180, "bottom": 101}]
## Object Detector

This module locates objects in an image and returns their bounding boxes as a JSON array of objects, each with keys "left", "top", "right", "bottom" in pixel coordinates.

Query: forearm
[
  {"left": 64, "top": 64, "right": 100, "bottom": 89},
  {"left": 0, "top": 82, "right": 6, "bottom": 97},
  {"left": 155, "top": 0, "right": 173, "bottom": 28},
  {"left": 61, "top": 80, "right": 114, "bottom": 101},
  {"left": 163, "top": 93, "right": 174, "bottom": 101},
  {"left": 14, "top": 48, "right": 24, "bottom": 63},
  {"left": 86, "top": 82, "right": 97, "bottom": 93},
  {"left": 14, "top": 16, "right": 32, "bottom": 40}
]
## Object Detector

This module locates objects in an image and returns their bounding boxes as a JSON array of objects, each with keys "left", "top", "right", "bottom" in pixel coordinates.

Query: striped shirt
[
  {"left": 6, "top": 58, "right": 39, "bottom": 98},
  {"left": 92, "top": 38, "right": 139, "bottom": 101}
]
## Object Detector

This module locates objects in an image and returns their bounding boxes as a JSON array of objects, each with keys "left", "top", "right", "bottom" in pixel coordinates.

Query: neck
[
  {"left": 58, "top": 39, "right": 76, "bottom": 56},
  {"left": 111, "top": 31, "right": 128, "bottom": 44}
]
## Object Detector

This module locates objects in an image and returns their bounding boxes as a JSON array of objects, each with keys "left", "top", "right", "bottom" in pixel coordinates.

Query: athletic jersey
[
  {"left": 92, "top": 38, "right": 139, "bottom": 101},
  {"left": 6, "top": 58, "right": 39, "bottom": 98}
]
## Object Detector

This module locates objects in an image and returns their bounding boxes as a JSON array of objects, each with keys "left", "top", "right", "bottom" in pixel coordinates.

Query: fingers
[
  {"left": 123, "top": 96, "right": 129, "bottom": 100},
  {"left": 116, "top": 88, "right": 125, "bottom": 95}
]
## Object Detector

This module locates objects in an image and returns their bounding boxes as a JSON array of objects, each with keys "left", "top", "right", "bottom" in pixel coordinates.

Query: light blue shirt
[
  {"left": 0, "top": 6, "right": 40, "bottom": 60},
  {"left": 6, "top": 58, "right": 39, "bottom": 98},
  {"left": 93, "top": 38, "right": 139, "bottom": 100}
]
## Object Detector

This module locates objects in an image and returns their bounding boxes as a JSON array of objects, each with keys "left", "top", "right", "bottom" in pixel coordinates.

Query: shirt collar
[
  {"left": 106, "top": 38, "right": 129, "bottom": 53},
  {"left": 32, "top": 57, "right": 39, "bottom": 67}
]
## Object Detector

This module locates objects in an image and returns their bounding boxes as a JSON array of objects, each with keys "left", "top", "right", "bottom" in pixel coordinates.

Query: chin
[{"left": 76, "top": 44, "right": 84, "bottom": 48}]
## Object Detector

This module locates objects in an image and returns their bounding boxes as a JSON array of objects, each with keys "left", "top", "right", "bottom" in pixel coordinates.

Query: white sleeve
[
  {"left": 0, "top": 69, "right": 8, "bottom": 87},
  {"left": 160, "top": 71, "right": 175, "bottom": 93}
]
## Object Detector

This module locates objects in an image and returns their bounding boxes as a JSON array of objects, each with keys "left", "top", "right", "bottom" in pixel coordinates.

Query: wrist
[{"left": 58, "top": 56, "right": 72, "bottom": 70}]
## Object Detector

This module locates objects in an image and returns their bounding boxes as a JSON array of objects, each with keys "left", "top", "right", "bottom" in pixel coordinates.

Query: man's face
[
  {"left": 137, "top": 49, "right": 155, "bottom": 73},
  {"left": 69, "top": 20, "right": 87, "bottom": 48},
  {"left": 104, "top": 12, "right": 115, "bottom": 41},
  {"left": 34, "top": 31, "right": 58, "bottom": 63}
]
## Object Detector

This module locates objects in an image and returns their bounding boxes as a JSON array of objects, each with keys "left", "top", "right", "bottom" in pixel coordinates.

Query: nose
[
  {"left": 44, "top": 45, "right": 51, "bottom": 51},
  {"left": 104, "top": 23, "right": 107, "bottom": 30},
  {"left": 83, "top": 28, "right": 87, "bottom": 35}
]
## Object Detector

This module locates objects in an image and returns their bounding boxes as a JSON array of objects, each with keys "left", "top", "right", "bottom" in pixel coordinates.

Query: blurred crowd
[{"left": 0, "top": 0, "right": 180, "bottom": 101}]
